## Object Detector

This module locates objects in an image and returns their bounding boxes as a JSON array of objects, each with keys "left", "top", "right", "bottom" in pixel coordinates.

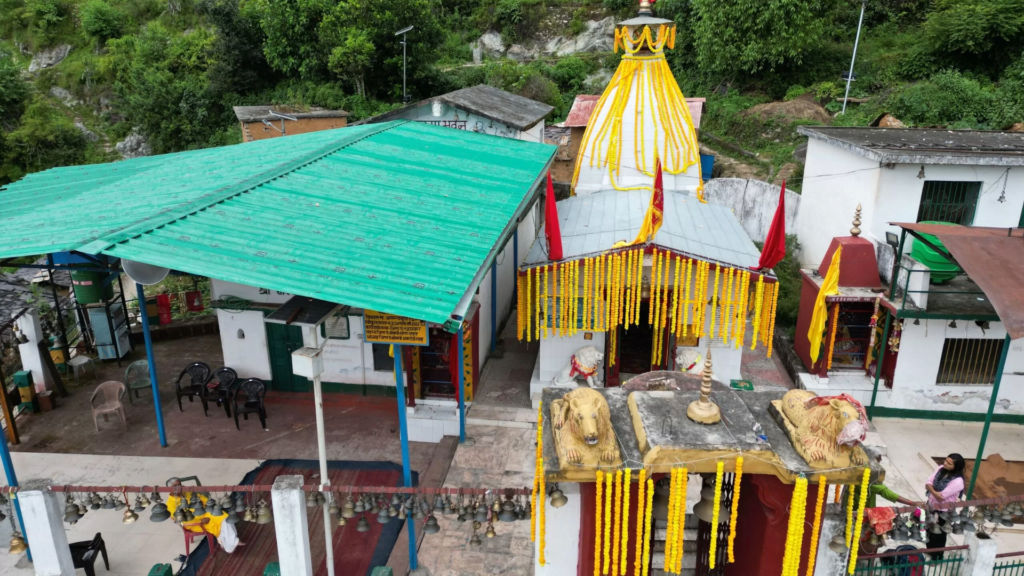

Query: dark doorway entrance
[
  {"left": 619, "top": 301, "right": 654, "bottom": 375},
  {"left": 266, "top": 322, "right": 310, "bottom": 392}
]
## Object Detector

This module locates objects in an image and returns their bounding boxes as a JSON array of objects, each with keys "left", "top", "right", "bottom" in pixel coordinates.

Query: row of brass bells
[{"left": 255, "top": 499, "right": 272, "bottom": 525}]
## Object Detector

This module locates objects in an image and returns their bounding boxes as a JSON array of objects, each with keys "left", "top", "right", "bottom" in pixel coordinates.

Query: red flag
[
  {"left": 545, "top": 171, "right": 563, "bottom": 260},
  {"left": 757, "top": 180, "right": 787, "bottom": 270}
]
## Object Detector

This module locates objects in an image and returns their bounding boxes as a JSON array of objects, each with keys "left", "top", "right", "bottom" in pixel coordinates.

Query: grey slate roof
[
  {"left": 798, "top": 126, "right": 1024, "bottom": 166},
  {"left": 354, "top": 85, "right": 554, "bottom": 132},
  {"left": 524, "top": 190, "right": 763, "bottom": 271},
  {"left": 233, "top": 106, "right": 350, "bottom": 123}
]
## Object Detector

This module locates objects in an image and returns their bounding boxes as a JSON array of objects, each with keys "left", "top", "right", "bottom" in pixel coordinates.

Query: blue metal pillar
[
  {"left": 490, "top": 259, "right": 497, "bottom": 352},
  {"left": 0, "top": 431, "right": 30, "bottom": 560},
  {"left": 392, "top": 345, "right": 417, "bottom": 570},
  {"left": 457, "top": 324, "right": 466, "bottom": 443},
  {"left": 135, "top": 282, "right": 167, "bottom": 447}
]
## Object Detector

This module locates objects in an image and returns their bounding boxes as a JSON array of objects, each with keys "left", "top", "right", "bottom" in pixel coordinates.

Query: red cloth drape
[
  {"left": 757, "top": 180, "right": 787, "bottom": 270},
  {"left": 545, "top": 171, "right": 563, "bottom": 261}
]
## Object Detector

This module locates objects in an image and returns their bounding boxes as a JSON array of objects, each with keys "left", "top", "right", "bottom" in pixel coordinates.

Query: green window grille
[
  {"left": 917, "top": 181, "right": 981, "bottom": 225},
  {"left": 995, "top": 559, "right": 1024, "bottom": 576},
  {"left": 936, "top": 337, "right": 1005, "bottom": 385}
]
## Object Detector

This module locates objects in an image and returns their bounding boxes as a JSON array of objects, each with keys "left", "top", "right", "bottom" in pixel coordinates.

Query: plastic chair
[
  {"left": 180, "top": 517, "right": 217, "bottom": 557},
  {"left": 90, "top": 381, "right": 126, "bottom": 432},
  {"left": 201, "top": 367, "right": 237, "bottom": 418},
  {"left": 124, "top": 360, "right": 151, "bottom": 405},
  {"left": 232, "top": 378, "right": 267, "bottom": 430},
  {"left": 69, "top": 533, "right": 109, "bottom": 576},
  {"left": 175, "top": 362, "right": 212, "bottom": 411},
  {"left": 67, "top": 355, "right": 97, "bottom": 385}
]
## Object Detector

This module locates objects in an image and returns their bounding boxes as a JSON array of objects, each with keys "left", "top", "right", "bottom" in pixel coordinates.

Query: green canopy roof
[{"left": 0, "top": 120, "right": 555, "bottom": 328}]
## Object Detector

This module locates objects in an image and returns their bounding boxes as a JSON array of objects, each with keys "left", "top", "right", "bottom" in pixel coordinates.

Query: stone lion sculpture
[
  {"left": 772, "top": 389, "right": 869, "bottom": 469},
  {"left": 552, "top": 345, "right": 604, "bottom": 388},
  {"left": 550, "top": 387, "right": 620, "bottom": 467},
  {"left": 675, "top": 348, "right": 713, "bottom": 379}
]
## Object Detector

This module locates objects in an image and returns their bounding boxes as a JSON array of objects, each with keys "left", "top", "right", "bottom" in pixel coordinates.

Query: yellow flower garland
[
  {"left": 532, "top": 401, "right": 543, "bottom": 542},
  {"left": 634, "top": 250, "right": 642, "bottom": 324},
  {"left": 620, "top": 469, "right": 631, "bottom": 576},
  {"left": 709, "top": 461, "right": 724, "bottom": 569},
  {"left": 539, "top": 457, "right": 546, "bottom": 566},
  {"left": 634, "top": 469, "right": 647, "bottom": 576},
  {"left": 781, "top": 475, "right": 809, "bottom": 576},
  {"left": 709, "top": 264, "right": 721, "bottom": 336},
  {"left": 665, "top": 470, "right": 676, "bottom": 573},
  {"left": 612, "top": 470, "right": 623, "bottom": 575},
  {"left": 641, "top": 478, "right": 654, "bottom": 576},
  {"left": 595, "top": 471, "right": 604, "bottom": 576},
  {"left": 767, "top": 281, "right": 779, "bottom": 357},
  {"left": 845, "top": 482, "right": 854, "bottom": 548},
  {"left": 750, "top": 275, "right": 764, "bottom": 350},
  {"left": 727, "top": 457, "right": 744, "bottom": 563},
  {"left": 604, "top": 471, "right": 613, "bottom": 574},
  {"left": 847, "top": 468, "right": 871, "bottom": 574},
  {"left": 675, "top": 468, "right": 688, "bottom": 573},
  {"left": 806, "top": 476, "right": 826, "bottom": 576},
  {"left": 826, "top": 303, "right": 839, "bottom": 371}
]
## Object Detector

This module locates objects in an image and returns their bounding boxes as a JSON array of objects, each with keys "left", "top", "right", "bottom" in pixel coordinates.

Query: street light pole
[
  {"left": 841, "top": 0, "right": 867, "bottom": 115},
  {"left": 395, "top": 26, "right": 414, "bottom": 104}
]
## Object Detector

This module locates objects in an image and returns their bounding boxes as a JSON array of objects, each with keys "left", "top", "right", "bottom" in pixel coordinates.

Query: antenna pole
[
  {"left": 842, "top": 0, "right": 866, "bottom": 115},
  {"left": 402, "top": 32, "right": 409, "bottom": 104}
]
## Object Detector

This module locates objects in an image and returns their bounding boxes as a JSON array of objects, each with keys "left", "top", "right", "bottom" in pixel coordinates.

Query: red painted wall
[
  {"left": 794, "top": 273, "right": 825, "bottom": 375},
  {"left": 577, "top": 476, "right": 651, "bottom": 576},
  {"left": 817, "top": 237, "right": 883, "bottom": 289}
]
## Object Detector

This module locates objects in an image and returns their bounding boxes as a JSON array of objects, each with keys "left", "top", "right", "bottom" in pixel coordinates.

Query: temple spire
[{"left": 638, "top": 0, "right": 653, "bottom": 15}]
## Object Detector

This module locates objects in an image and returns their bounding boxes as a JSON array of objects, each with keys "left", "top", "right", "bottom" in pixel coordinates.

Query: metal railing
[
  {"left": 854, "top": 546, "right": 965, "bottom": 576},
  {"left": 995, "top": 552, "right": 1024, "bottom": 576}
]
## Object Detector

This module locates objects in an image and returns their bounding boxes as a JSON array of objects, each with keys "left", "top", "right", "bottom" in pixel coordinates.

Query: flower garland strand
[
  {"left": 665, "top": 471, "right": 676, "bottom": 573},
  {"left": 806, "top": 476, "right": 827, "bottom": 576},
  {"left": 634, "top": 469, "right": 647, "bottom": 576},
  {"left": 620, "top": 469, "right": 632, "bottom": 576},
  {"left": 781, "top": 475, "right": 809, "bottom": 576},
  {"left": 750, "top": 275, "right": 764, "bottom": 350},
  {"left": 539, "top": 457, "right": 546, "bottom": 566},
  {"left": 847, "top": 468, "right": 872, "bottom": 574},
  {"left": 604, "top": 471, "right": 613, "bottom": 574},
  {"left": 826, "top": 303, "right": 839, "bottom": 371},
  {"left": 727, "top": 457, "right": 744, "bottom": 563},
  {"left": 767, "top": 280, "right": 779, "bottom": 357},
  {"left": 675, "top": 468, "right": 689, "bottom": 573},
  {"left": 641, "top": 478, "right": 654, "bottom": 576},
  {"left": 595, "top": 471, "right": 604, "bottom": 576},
  {"left": 709, "top": 461, "right": 724, "bottom": 569},
  {"left": 612, "top": 470, "right": 623, "bottom": 576},
  {"left": 532, "top": 400, "right": 543, "bottom": 542},
  {"left": 845, "top": 482, "right": 855, "bottom": 548}
]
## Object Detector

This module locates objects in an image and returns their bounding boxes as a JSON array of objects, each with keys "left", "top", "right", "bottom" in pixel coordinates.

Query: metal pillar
[
  {"left": 392, "top": 345, "right": 417, "bottom": 570},
  {"left": 513, "top": 229, "right": 519, "bottom": 294},
  {"left": 0, "top": 428, "right": 30, "bottom": 561},
  {"left": 841, "top": 0, "right": 867, "bottom": 114},
  {"left": 457, "top": 324, "right": 466, "bottom": 443},
  {"left": 135, "top": 282, "right": 167, "bottom": 447},
  {"left": 46, "top": 254, "right": 69, "bottom": 396},
  {"left": 309, "top": 327, "right": 335, "bottom": 576},
  {"left": 867, "top": 312, "right": 892, "bottom": 421},
  {"left": 966, "top": 333, "right": 1012, "bottom": 499}
]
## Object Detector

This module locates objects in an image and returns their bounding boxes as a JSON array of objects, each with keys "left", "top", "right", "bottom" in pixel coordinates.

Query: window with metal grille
[
  {"left": 936, "top": 338, "right": 1004, "bottom": 385},
  {"left": 372, "top": 343, "right": 394, "bottom": 372},
  {"left": 916, "top": 181, "right": 981, "bottom": 225}
]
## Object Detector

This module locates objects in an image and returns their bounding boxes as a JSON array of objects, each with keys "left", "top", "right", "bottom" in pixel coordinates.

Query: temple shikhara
[{"left": 523, "top": 2, "right": 886, "bottom": 576}]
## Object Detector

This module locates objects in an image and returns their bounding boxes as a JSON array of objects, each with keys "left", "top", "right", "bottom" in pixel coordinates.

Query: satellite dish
[{"left": 122, "top": 260, "right": 170, "bottom": 285}]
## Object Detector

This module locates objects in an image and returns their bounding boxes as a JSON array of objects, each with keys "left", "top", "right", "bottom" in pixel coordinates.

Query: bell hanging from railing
[
  {"left": 328, "top": 498, "right": 339, "bottom": 517},
  {"left": 491, "top": 498, "right": 502, "bottom": 514},
  {"left": 337, "top": 513, "right": 347, "bottom": 527},
  {"left": 193, "top": 498, "right": 207, "bottom": 516},
  {"left": 499, "top": 499, "right": 517, "bottom": 522},
  {"left": 150, "top": 502, "right": 170, "bottom": 522},
  {"left": 447, "top": 495, "right": 457, "bottom": 516},
  {"left": 398, "top": 504, "right": 407, "bottom": 521},
  {"left": 377, "top": 506, "right": 391, "bottom": 525},
  {"left": 356, "top": 515, "right": 370, "bottom": 532},
  {"left": 305, "top": 491, "right": 317, "bottom": 508},
  {"left": 114, "top": 497, "right": 126, "bottom": 511},
  {"left": 77, "top": 500, "right": 88, "bottom": 518},
  {"left": 414, "top": 499, "right": 427, "bottom": 521},
  {"left": 64, "top": 501, "right": 79, "bottom": 524},
  {"left": 9, "top": 532, "right": 27, "bottom": 555},
  {"left": 123, "top": 508, "right": 139, "bottom": 524},
  {"left": 486, "top": 522, "right": 497, "bottom": 538},
  {"left": 470, "top": 530, "right": 482, "bottom": 547},
  {"left": 369, "top": 497, "right": 380, "bottom": 515},
  {"left": 133, "top": 496, "right": 146, "bottom": 514},
  {"left": 243, "top": 506, "right": 255, "bottom": 523},
  {"left": 184, "top": 509, "right": 195, "bottom": 522},
  {"left": 1001, "top": 510, "right": 1014, "bottom": 527},
  {"left": 342, "top": 497, "right": 357, "bottom": 518},
  {"left": 928, "top": 522, "right": 944, "bottom": 535},
  {"left": 89, "top": 493, "right": 101, "bottom": 510},
  {"left": 474, "top": 502, "right": 488, "bottom": 523},
  {"left": 353, "top": 496, "right": 366, "bottom": 514},
  {"left": 255, "top": 500, "right": 273, "bottom": 525},
  {"left": 694, "top": 483, "right": 727, "bottom": 524},
  {"left": 423, "top": 514, "right": 440, "bottom": 534},
  {"left": 894, "top": 527, "right": 908, "bottom": 542},
  {"left": 315, "top": 491, "right": 326, "bottom": 506},
  {"left": 435, "top": 494, "right": 447, "bottom": 513},
  {"left": 172, "top": 506, "right": 185, "bottom": 523},
  {"left": 652, "top": 478, "right": 671, "bottom": 520},
  {"left": 151, "top": 490, "right": 163, "bottom": 505},
  {"left": 952, "top": 523, "right": 964, "bottom": 535},
  {"left": 101, "top": 494, "right": 116, "bottom": 510},
  {"left": 549, "top": 486, "right": 568, "bottom": 509},
  {"left": 218, "top": 494, "right": 232, "bottom": 509},
  {"left": 828, "top": 533, "right": 848, "bottom": 554},
  {"left": 388, "top": 503, "right": 398, "bottom": 518},
  {"left": 210, "top": 500, "right": 223, "bottom": 517},
  {"left": 867, "top": 530, "right": 881, "bottom": 547}
]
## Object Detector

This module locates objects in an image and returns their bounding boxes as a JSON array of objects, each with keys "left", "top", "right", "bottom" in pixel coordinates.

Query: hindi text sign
[{"left": 363, "top": 310, "right": 429, "bottom": 346}]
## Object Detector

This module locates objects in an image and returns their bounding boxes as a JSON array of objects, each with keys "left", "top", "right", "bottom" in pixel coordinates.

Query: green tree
[
  {"left": 691, "top": 0, "right": 838, "bottom": 76},
  {"left": 327, "top": 28, "right": 373, "bottom": 98},
  {"left": 923, "top": 0, "right": 1024, "bottom": 73},
  {"left": 2, "top": 97, "right": 87, "bottom": 180},
  {"left": 80, "top": 0, "right": 126, "bottom": 42},
  {"left": 0, "top": 53, "right": 30, "bottom": 128}
]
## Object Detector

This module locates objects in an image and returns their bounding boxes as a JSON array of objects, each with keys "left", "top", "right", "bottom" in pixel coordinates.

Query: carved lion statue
[
  {"left": 675, "top": 348, "right": 713, "bottom": 379},
  {"left": 552, "top": 345, "right": 604, "bottom": 388},
  {"left": 773, "top": 389, "right": 869, "bottom": 469},
  {"left": 550, "top": 387, "right": 620, "bottom": 467}
]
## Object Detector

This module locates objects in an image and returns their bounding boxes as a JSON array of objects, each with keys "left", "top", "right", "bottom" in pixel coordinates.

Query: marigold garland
[
  {"left": 612, "top": 470, "right": 623, "bottom": 575},
  {"left": 595, "top": 471, "right": 604, "bottom": 576},
  {"left": 675, "top": 468, "right": 688, "bottom": 573},
  {"left": 620, "top": 469, "right": 631, "bottom": 575},
  {"left": 750, "top": 275, "right": 764, "bottom": 351},
  {"left": 767, "top": 280, "right": 779, "bottom": 357},
  {"left": 780, "top": 475, "right": 809, "bottom": 576},
  {"left": 847, "top": 468, "right": 871, "bottom": 574},
  {"left": 709, "top": 461, "right": 724, "bottom": 569},
  {"left": 532, "top": 401, "right": 543, "bottom": 542},
  {"left": 634, "top": 250, "right": 642, "bottom": 324},
  {"left": 641, "top": 478, "right": 654, "bottom": 576},
  {"left": 826, "top": 303, "right": 839, "bottom": 371},
  {"left": 727, "top": 457, "right": 744, "bottom": 563},
  {"left": 665, "top": 470, "right": 676, "bottom": 573},
  {"left": 671, "top": 255, "right": 682, "bottom": 335},
  {"left": 709, "top": 264, "right": 721, "bottom": 336},
  {"left": 539, "top": 457, "right": 546, "bottom": 566},
  {"left": 634, "top": 469, "right": 647, "bottom": 576},
  {"left": 806, "top": 476, "right": 827, "bottom": 576},
  {"left": 834, "top": 485, "right": 841, "bottom": 504},
  {"left": 604, "top": 471, "right": 613, "bottom": 574},
  {"left": 845, "top": 481, "right": 855, "bottom": 548}
]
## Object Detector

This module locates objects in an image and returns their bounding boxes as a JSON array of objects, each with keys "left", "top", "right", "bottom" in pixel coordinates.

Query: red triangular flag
[
  {"left": 757, "top": 180, "right": 787, "bottom": 270},
  {"left": 545, "top": 171, "right": 563, "bottom": 260}
]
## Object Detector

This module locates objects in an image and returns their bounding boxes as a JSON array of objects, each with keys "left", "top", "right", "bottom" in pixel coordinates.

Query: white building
[{"left": 794, "top": 127, "right": 1024, "bottom": 422}]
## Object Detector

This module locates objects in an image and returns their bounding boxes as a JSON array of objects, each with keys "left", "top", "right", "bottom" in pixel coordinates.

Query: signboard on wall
[{"left": 363, "top": 310, "right": 429, "bottom": 346}]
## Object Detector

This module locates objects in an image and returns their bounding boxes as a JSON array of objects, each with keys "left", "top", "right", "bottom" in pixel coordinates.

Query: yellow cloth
[
  {"left": 613, "top": 174, "right": 664, "bottom": 249},
  {"left": 166, "top": 493, "right": 228, "bottom": 538},
  {"left": 808, "top": 245, "right": 842, "bottom": 364}
]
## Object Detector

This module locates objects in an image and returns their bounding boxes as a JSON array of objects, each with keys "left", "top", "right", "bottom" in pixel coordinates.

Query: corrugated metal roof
[
  {"left": 0, "top": 121, "right": 555, "bottom": 328},
  {"left": 524, "top": 190, "right": 762, "bottom": 270},
  {"left": 561, "top": 95, "right": 706, "bottom": 129},
  {"left": 354, "top": 85, "right": 554, "bottom": 132},
  {"left": 233, "top": 106, "right": 350, "bottom": 122}
]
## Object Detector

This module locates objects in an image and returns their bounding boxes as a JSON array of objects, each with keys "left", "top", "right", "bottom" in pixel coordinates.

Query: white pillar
[
  {"left": 272, "top": 475, "right": 313, "bottom": 576},
  {"left": 16, "top": 310, "right": 54, "bottom": 393},
  {"left": 962, "top": 532, "right": 998, "bottom": 576},
  {"left": 535, "top": 483, "right": 581, "bottom": 576},
  {"left": 19, "top": 479, "right": 74, "bottom": 576}
]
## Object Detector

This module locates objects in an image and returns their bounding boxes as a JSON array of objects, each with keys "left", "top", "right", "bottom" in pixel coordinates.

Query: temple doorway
[{"left": 619, "top": 301, "right": 655, "bottom": 377}]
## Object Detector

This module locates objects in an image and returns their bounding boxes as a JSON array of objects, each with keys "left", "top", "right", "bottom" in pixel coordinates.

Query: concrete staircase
[{"left": 651, "top": 514, "right": 699, "bottom": 576}]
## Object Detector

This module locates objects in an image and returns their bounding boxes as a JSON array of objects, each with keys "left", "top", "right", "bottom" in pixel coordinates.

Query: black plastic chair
[
  {"left": 201, "top": 367, "right": 238, "bottom": 418},
  {"left": 232, "top": 378, "right": 267, "bottom": 430},
  {"left": 175, "top": 362, "right": 212, "bottom": 411},
  {"left": 69, "top": 533, "right": 109, "bottom": 576}
]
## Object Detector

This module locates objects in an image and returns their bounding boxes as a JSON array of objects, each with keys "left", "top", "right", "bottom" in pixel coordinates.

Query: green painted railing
[
  {"left": 853, "top": 547, "right": 965, "bottom": 576},
  {"left": 994, "top": 551, "right": 1024, "bottom": 576}
]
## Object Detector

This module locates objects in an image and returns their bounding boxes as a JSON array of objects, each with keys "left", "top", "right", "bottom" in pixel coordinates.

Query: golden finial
[
  {"left": 687, "top": 347, "right": 721, "bottom": 425},
  {"left": 851, "top": 204, "right": 862, "bottom": 237},
  {"left": 638, "top": 0, "right": 653, "bottom": 15}
]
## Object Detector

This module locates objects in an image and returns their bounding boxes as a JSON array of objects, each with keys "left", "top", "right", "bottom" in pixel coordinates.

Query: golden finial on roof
[
  {"left": 851, "top": 204, "right": 862, "bottom": 237},
  {"left": 687, "top": 347, "right": 721, "bottom": 425},
  {"left": 638, "top": 0, "right": 653, "bottom": 15}
]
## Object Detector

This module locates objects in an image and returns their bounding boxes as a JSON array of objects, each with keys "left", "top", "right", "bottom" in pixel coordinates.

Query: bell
[
  {"left": 963, "top": 520, "right": 976, "bottom": 533},
  {"left": 868, "top": 531, "right": 881, "bottom": 546},
  {"left": 315, "top": 492, "right": 326, "bottom": 506},
  {"left": 306, "top": 491, "right": 318, "bottom": 508},
  {"left": 414, "top": 503, "right": 427, "bottom": 520},
  {"left": 929, "top": 522, "right": 944, "bottom": 535},
  {"left": 942, "top": 522, "right": 953, "bottom": 534},
  {"left": 485, "top": 522, "right": 496, "bottom": 538},
  {"left": 115, "top": 498, "right": 126, "bottom": 511},
  {"left": 499, "top": 500, "right": 517, "bottom": 522},
  {"left": 423, "top": 514, "right": 440, "bottom": 534},
  {"left": 388, "top": 505, "right": 398, "bottom": 518},
  {"left": 224, "top": 510, "right": 240, "bottom": 524},
  {"left": 356, "top": 515, "right": 370, "bottom": 532},
  {"left": 243, "top": 506, "right": 255, "bottom": 523},
  {"left": 470, "top": 532, "right": 482, "bottom": 547},
  {"left": 90, "top": 494, "right": 101, "bottom": 510},
  {"left": 369, "top": 498, "right": 380, "bottom": 515},
  {"left": 435, "top": 495, "right": 447, "bottom": 513},
  {"left": 491, "top": 499, "right": 502, "bottom": 514},
  {"left": 193, "top": 500, "right": 207, "bottom": 516},
  {"left": 184, "top": 509, "right": 194, "bottom": 522},
  {"left": 78, "top": 503, "right": 88, "bottom": 517},
  {"left": 474, "top": 503, "right": 488, "bottom": 523},
  {"left": 173, "top": 507, "right": 185, "bottom": 523},
  {"left": 695, "top": 485, "right": 727, "bottom": 524},
  {"left": 328, "top": 499, "right": 340, "bottom": 516},
  {"left": 102, "top": 495, "right": 116, "bottom": 510},
  {"left": 894, "top": 528, "right": 908, "bottom": 542},
  {"left": 398, "top": 506, "right": 408, "bottom": 521},
  {"left": 354, "top": 498, "right": 366, "bottom": 514},
  {"left": 210, "top": 501, "right": 223, "bottom": 517},
  {"left": 255, "top": 500, "right": 273, "bottom": 525},
  {"left": 448, "top": 496, "right": 457, "bottom": 516},
  {"left": 140, "top": 493, "right": 151, "bottom": 508},
  {"left": 549, "top": 488, "right": 568, "bottom": 509},
  {"left": 64, "top": 502, "right": 79, "bottom": 524},
  {"left": 952, "top": 523, "right": 964, "bottom": 535},
  {"left": 133, "top": 497, "right": 146, "bottom": 514},
  {"left": 337, "top": 514, "right": 347, "bottom": 527},
  {"left": 123, "top": 508, "right": 139, "bottom": 524},
  {"left": 377, "top": 506, "right": 391, "bottom": 524},
  {"left": 150, "top": 503, "right": 170, "bottom": 522},
  {"left": 234, "top": 498, "right": 246, "bottom": 514},
  {"left": 828, "top": 533, "right": 848, "bottom": 554},
  {"left": 1001, "top": 512, "right": 1014, "bottom": 527},
  {"left": 342, "top": 497, "right": 357, "bottom": 519},
  {"left": 188, "top": 494, "right": 199, "bottom": 509},
  {"left": 652, "top": 479, "right": 672, "bottom": 520},
  {"left": 151, "top": 490, "right": 162, "bottom": 504},
  {"left": 9, "top": 532, "right": 27, "bottom": 555}
]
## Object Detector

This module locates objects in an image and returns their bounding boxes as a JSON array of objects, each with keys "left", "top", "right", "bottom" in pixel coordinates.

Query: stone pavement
[{"left": 472, "top": 322, "right": 537, "bottom": 409}]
